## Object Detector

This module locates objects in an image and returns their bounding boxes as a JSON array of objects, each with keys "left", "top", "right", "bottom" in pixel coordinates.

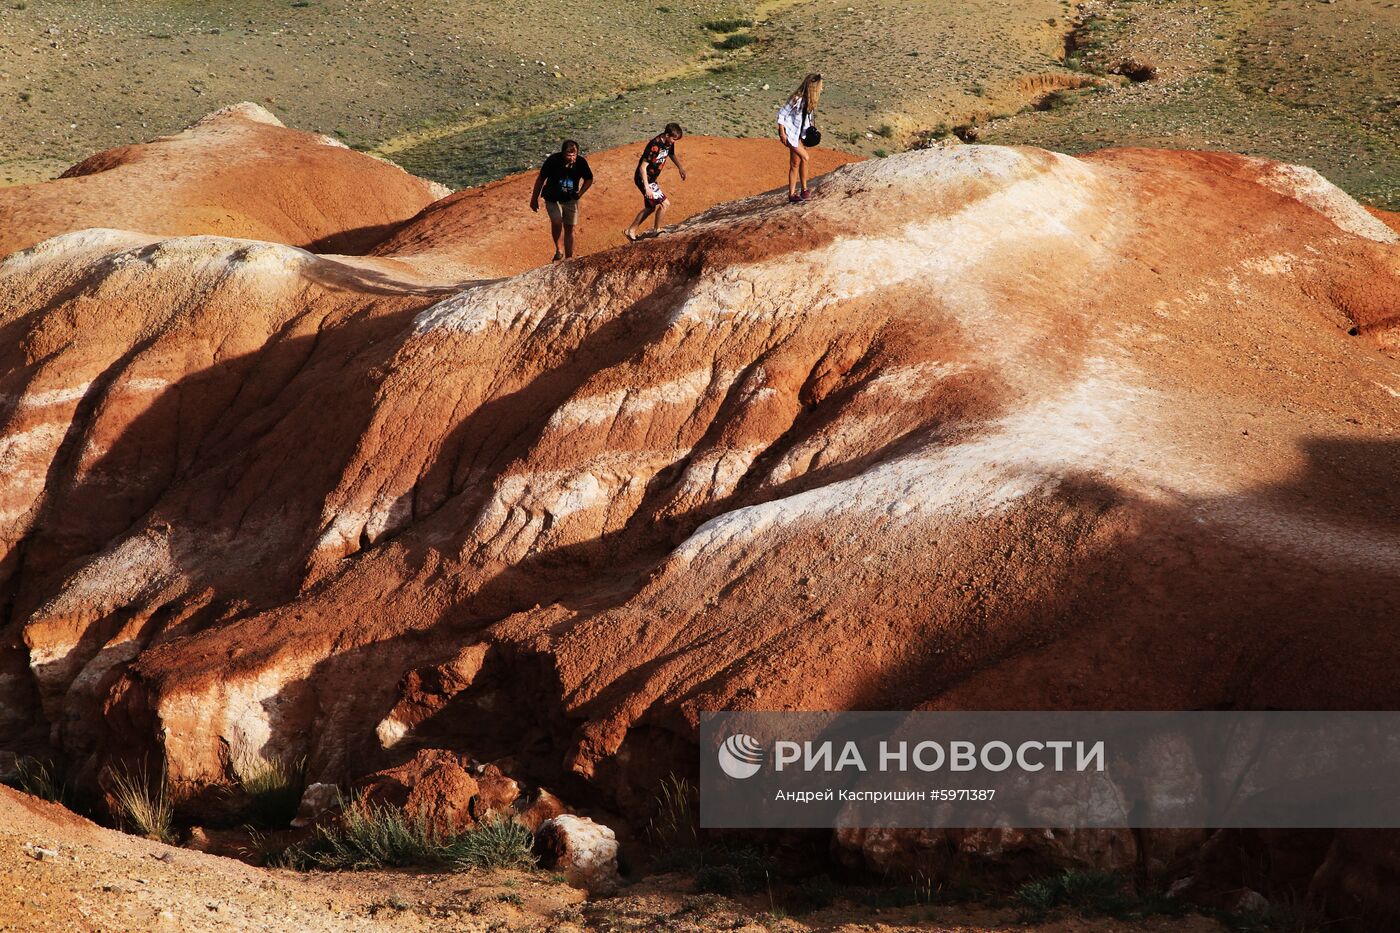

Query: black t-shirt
[
  {"left": 639, "top": 135, "right": 672, "bottom": 181},
  {"left": 540, "top": 152, "right": 593, "bottom": 202}
]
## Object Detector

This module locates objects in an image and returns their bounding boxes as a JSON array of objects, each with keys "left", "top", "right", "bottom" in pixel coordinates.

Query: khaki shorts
[{"left": 545, "top": 199, "right": 579, "bottom": 224}]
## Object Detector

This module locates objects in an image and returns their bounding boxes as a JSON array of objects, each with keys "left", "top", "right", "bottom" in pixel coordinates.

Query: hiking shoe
[
  {"left": 788, "top": 193, "right": 802, "bottom": 203},
  {"left": 798, "top": 189, "right": 813, "bottom": 201}
]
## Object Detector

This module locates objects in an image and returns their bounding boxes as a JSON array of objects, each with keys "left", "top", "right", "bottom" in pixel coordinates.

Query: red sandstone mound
[
  {"left": 371, "top": 136, "right": 860, "bottom": 278},
  {"left": 2, "top": 109, "right": 1400, "bottom": 916},
  {"left": 0, "top": 103, "right": 449, "bottom": 259}
]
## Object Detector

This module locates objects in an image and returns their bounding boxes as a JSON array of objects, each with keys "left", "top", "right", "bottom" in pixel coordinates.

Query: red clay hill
[
  {"left": 0, "top": 103, "right": 450, "bottom": 258},
  {"left": 2, "top": 105, "right": 1400, "bottom": 921}
]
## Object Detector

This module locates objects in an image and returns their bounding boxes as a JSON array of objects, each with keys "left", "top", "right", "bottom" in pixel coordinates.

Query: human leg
[
  {"left": 561, "top": 201, "right": 578, "bottom": 257},
  {"left": 545, "top": 201, "right": 564, "bottom": 258},
  {"left": 625, "top": 204, "right": 653, "bottom": 241}
]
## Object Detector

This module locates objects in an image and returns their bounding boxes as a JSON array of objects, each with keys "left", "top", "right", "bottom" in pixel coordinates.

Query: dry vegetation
[
  {"left": 2, "top": 0, "right": 1076, "bottom": 187},
  {"left": 978, "top": 0, "right": 1400, "bottom": 209},
  {"left": 2, "top": 0, "right": 1394, "bottom": 205},
  {"left": 3, "top": 782, "right": 1234, "bottom": 932},
  {"left": 0, "top": 0, "right": 745, "bottom": 184}
]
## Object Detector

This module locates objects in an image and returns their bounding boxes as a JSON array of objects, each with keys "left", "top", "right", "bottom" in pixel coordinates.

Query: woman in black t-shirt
[{"left": 530, "top": 140, "right": 594, "bottom": 260}]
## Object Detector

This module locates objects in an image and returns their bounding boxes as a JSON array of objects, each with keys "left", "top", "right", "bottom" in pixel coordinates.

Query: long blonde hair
[{"left": 789, "top": 73, "right": 823, "bottom": 116}]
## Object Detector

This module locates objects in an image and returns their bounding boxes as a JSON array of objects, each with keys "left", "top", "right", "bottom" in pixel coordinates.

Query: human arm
[
  {"left": 578, "top": 159, "right": 594, "bottom": 197},
  {"left": 530, "top": 168, "right": 546, "bottom": 211},
  {"left": 671, "top": 149, "right": 687, "bottom": 182}
]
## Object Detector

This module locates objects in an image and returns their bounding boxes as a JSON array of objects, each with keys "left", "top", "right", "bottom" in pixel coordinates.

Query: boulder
[
  {"left": 355, "top": 749, "right": 520, "bottom": 835},
  {"left": 1308, "top": 831, "right": 1400, "bottom": 931},
  {"left": 291, "top": 782, "right": 342, "bottom": 828},
  {"left": 834, "top": 826, "right": 1136, "bottom": 882},
  {"left": 535, "top": 815, "right": 620, "bottom": 890}
]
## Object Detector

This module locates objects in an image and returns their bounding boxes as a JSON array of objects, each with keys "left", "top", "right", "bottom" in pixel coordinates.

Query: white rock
[
  {"left": 23, "top": 843, "right": 58, "bottom": 861},
  {"left": 291, "top": 782, "right": 341, "bottom": 827},
  {"left": 535, "top": 814, "right": 619, "bottom": 889}
]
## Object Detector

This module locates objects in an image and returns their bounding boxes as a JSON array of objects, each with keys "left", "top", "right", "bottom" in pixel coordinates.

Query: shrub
[
  {"left": 108, "top": 763, "right": 175, "bottom": 844},
  {"left": 695, "top": 845, "right": 775, "bottom": 896},
  {"left": 876, "top": 123, "right": 894, "bottom": 138},
  {"left": 703, "top": 18, "right": 753, "bottom": 32},
  {"left": 714, "top": 34, "right": 757, "bottom": 50},
  {"left": 1012, "top": 869, "right": 1169, "bottom": 922},
  {"left": 789, "top": 874, "right": 838, "bottom": 914}
]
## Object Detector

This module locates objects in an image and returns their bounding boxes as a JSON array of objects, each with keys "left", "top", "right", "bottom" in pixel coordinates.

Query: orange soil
[
  {"left": 0, "top": 104, "right": 446, "bottom": 260},
  {"left": 371, "top": 135, "right": 860, "bottom": 277}
]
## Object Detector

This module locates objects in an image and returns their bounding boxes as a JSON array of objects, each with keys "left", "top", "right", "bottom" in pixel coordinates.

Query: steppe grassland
[
  {"left": 980, "top": 0, "right": 1400, "bottom": 209},
  {"left": 4, "top": 0, "right": 1392, "bottom": 209},
  {"left": 1, "top": 0, "right": 1072, "bottom": 187},
  {"left": 392, "top": 0, "right": 1074, "bottom": 185},
  {"left": 0, "top": 0, "right": 750, "bottom": 183}
]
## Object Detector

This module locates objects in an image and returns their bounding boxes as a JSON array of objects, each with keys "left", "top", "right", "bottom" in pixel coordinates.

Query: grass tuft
[
  {"left": 703, "top": 18, "right": 753, "bottom": 32},
  {"left": 443, "top": 818, "right": 537, "bottom": 870},
  {"left": 2, "top": 757, "right": 70, "bottom": 806},
  {"left": 1013, "top": 869, "right": 1190, "bottom": 923},
  {"left": 281, "top": 795, "right": 536, "bottom": 871},
  {"left": 231, "top": 744, "right": 304, "bottom": 828},
  {"left": 647, "top": 774, "right": 701, "bottom": 872},
  {"left": 108, "top": 762, "right": 175, "bottom": 844}
]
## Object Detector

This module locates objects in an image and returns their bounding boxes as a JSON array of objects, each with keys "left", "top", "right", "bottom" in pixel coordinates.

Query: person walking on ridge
[
  {"left": 530, "top": 139, "right": 593, "bottom": 260},
  {"left": 624, "top": 122, "right": 687, "bottom": 242},
  {"left": 777, "top": 73, "right": 822, "bottom": 202}
]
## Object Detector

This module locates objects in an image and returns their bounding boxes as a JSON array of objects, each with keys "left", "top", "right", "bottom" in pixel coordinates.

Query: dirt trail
[
  {"left": 371, "top": 135, "right": 860, "bottom": 277},
  {"left": 0, "top": 785, "right": 1225, "bottom": 931}
]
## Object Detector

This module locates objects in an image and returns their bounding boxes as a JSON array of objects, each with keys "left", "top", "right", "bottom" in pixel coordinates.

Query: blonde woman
[{"left": 777, "top": 73, "right": 822, "bottom": 202}]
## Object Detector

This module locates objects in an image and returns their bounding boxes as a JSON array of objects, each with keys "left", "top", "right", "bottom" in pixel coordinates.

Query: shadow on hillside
[
  {"left": 305, "top": 221, "right": 411, "bottom": 256},
  {"left": 4, "top": 222, "right": 1400, "bottom": 906}
]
